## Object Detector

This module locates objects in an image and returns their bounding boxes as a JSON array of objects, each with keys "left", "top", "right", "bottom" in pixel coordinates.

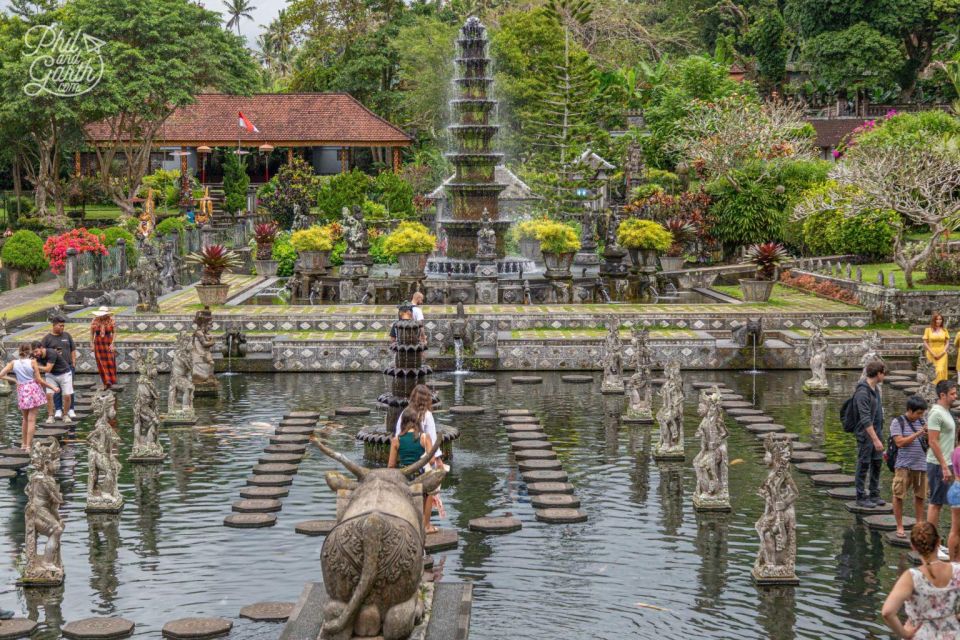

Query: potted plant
[
  {"left": 740, "top": 241, "right": 789, "bottom": 302},
  {"left": 291, "top": 225, "right": 335, "bottom": 274},
  {"left": 42, "top": 228, "right": 108, "bottom": 287},
  {"left": 1, "top": 229, "right": 48, "bottom": 288},
  {"left": 660, "top": 218, "right": 694, "bottom": 271},
  {"left": 617, "top": 219, "right": 672, "bottom": 270},
  {"left": 253, "top": 222, "right": 280, "bottom": 276},
  {"left": 186, "top": 244, "right": 243, "bottom": 305},
  {"left": 383, "top": 221, "right": 436, "bottom": 277},
  {"left": 537, "top": 220, "right": 580, "bottom": 277},
  {"left": 514, "top": 218, "right": 546, "bottom": 261}
]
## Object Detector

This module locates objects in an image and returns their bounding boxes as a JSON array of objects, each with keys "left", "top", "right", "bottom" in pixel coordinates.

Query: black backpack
[
  {"left": 886, "top": 416, "right": 929, "bottom": 472},
  {"left": 841, "top": 395, "right": 859, "bottom": 433}
]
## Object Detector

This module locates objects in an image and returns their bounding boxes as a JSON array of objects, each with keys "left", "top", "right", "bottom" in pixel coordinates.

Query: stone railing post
[
  {"left": 93, "top": 248, "right": 104, "bottom": 286},
  {"left": 65, "top": 247, "right": 78, "bottom": 290},
  {"left": 201, "top": 224, "right": 215, "bottom": 250},
  {"left": 116, "top": 238, "right": 127, "bottom": 280}
]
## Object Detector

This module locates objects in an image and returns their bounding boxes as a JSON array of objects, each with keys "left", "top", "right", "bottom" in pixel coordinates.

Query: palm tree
[{"left": 223, "top": 0, "right": 256, "bottom": 38}]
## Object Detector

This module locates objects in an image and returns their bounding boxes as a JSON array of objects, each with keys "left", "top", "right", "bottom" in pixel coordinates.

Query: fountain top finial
[{"left": 462, "top": 16, "right": 486, "bottom": 38}]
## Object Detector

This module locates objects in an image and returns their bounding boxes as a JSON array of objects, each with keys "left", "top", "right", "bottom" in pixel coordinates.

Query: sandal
[
  {"left": 424, "top": 525, "right": 439, "bottom": 534},
  {"left": 896, "top": 530, "right": 907, "bottom": 539}
]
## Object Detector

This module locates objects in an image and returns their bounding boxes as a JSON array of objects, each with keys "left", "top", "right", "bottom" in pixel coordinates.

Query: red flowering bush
[
  {"left": 780, "top": 270, "right": 860, "bottom": 305},
  {"left": 42, "top": 228, "right": 108, "bottom": 275}
]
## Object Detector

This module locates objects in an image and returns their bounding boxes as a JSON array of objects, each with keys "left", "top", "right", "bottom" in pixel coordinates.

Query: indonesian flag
[{"left": 238, "top": 111, "right": 259, "bottom": 133}]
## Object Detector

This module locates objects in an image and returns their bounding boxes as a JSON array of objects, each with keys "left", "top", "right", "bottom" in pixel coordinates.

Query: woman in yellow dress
[{"left": 924, "top": 313, "right": 949, "bottom": 382}]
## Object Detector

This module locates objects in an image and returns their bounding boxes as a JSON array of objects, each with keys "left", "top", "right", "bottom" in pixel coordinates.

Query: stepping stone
[
  {"left": 424, "top": 528, "right": 459, "bottom": 552},
  {"left": 73, "top": 378, "right": 97, "bottom": 389},
  {"left": 769, "top": 432, "right": 800, "bottom": 441},
  {"left": 791, "top": 442, "right": 813, "bottom": 451},
  {"left": 0, "top": 470, "right": 16, "bottom": 481},
  {"left": 526, "top": 482, "right": 575, "bottom": 495},
  {"left": 514, "top": 449, "right": 557, "bottom": 461},
  {"left": 0, "top": 619, "right": 38, "bottom": 639},
  {"left": 907, "top": 551, "right": 924, "bottom": 565},
  {"left": 62, "top": 617, "right": 135, "bottom": 639},
  {"left": 468, "top": 516, "right": 521, "bottom": 534},
  {"left": 510, "top": 439, "right": 553, "bottom": 450},
  {"left": 518, "top": 459, "right": 563, "bottom": 472},
  {"left": 232, "top": 499, "right": 282, "bottom": 513},
  {"left": 279, "top": 418, "right": 317, "bottom": 426},
  {"left": 246, "top": 474, "right": 293, "bottom": 487},
  {"left": 744, "top": 423, "right": 786, "bottom": 434},
  {"left": 884, "top": 375, "right": 911, "bottom": 383},
  {"left": 253, "top": 463, "right": 299, "bottom": 476},
  {"left": 692, "top": 382, "right": 728, "bottom": 390},
  {"left": 239, "top": 602, "right": 295, "bottom": 623},
  {"left": 284, "top": 411, "right": 320, "bottom": 419},
  {"left": 223, "top": 513, "right": 276, "bottom": 529},
  {"left": 275, "top": 426, "right": 314, "bottom": 436},
  {"left": 464, "top": 378, "right": 496, "bottom": 386},
  {"left": 34, "top": 428, "right": 67, "bottom": 439},
  {"left": 334, "top": 407, "right": 370, "bottom": 416},
  {"left": 561, "top": 375, "right": 593, "bottom": 383},
  {"left": 503, "top": 415, "right": 540, "bottom": 424},
  {"left": 794, "top": 462, "right": 842, "bottom": 475},
  {"left": 500, "top": 409, "right": 534, "bottom": 416},
  {"left": 532, "top": 494, "right": 580, "bottom": 509},
  {"left": 239, "top": 486, "right": 289, "bottom": 500},
  {"left": 826, "top": 486, "right": 858, "bottom": 500},
  {"left": 810, "top": 473, "right": 855, "bottom": 487},
  {"left": 429, "top": 381, "right": 453, "bottom": 389},
  {"left": 507, "top": 431, "right": 548, "bottom": 442},
  {"left": 651, "top": 378, "right": 666, "bottom": 386},
  {"left": 264, "top": 443, "right": 306, "bottom": 454},
  {"left": 720, "top": 394, "right": 745, "bottom": 402},
  {"left": 449, "top": 406, "right": 484, "bottom": 415},
  {"left": 888, "top": 380, "right": 913, "bottom": 390},
  {"left": 522, "top": 470, "right": 569, "bottom": 483},
  {"left": 269, "top": 434, "right": 310, "bottom": 445},
  {"left": 0, "top": 448, "right": 29, "bottom": 459},
  {"left": 734, "top": 415, "right": 773, "bottom": 424},
  {"left": 885, "top": 531, "right": 913, "bottom": 548},
  {"left": 535, "top": 508, "right": 587, "bottom": 524},
  {"left": 0, "top": 458, "right": 29, "bottom": 471},
  {"left": 726, "top": 408, "right": 765, "bottom": 416},
  {"left": 864, "top": 514, "right": 915, "bottom": 532},
  {"left": 889, "top": 369, "right": 916, "bottom": 377},
  {"left": 845, "top": 501, "right": 893, "bottom": 515},
  {"left": 721, "top": 401, "right": 753, "bottom": 409},
  {"left": 258, "top": 453, "right": 303, "bottom": 465},
  {"left": 162, "top": 618, "right": 233, "bottom": 639},
  {"left": 295, "top": 519, "right": 337, "bottom": 536},
  {"left": 505, "top": 424, "right": 543, "bottom": 433},
  {"left": 791, "top": 451, "right": 827, "bottom": 463},
  {"left": 512, "top": 376, "right": 543, "bottom": 384}
]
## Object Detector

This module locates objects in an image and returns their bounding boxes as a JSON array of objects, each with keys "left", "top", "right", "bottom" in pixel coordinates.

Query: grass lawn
[
  {"left": 712, "top": 284, "right": 802, "bottom": 307},
  {"left": 854, "top": 263, "right": 960, "bottom": 291},
  {"left": 80, "top": 205, "right": 123, "bottom": 221},
  {"left": 4, "top": 288, "right": 67, "bottom": 322}
]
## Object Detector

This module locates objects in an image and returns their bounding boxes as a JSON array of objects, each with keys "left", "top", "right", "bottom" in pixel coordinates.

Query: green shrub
[
  {"left": 617, "top": 219, "right": 672, "bottom": 251},
  {"left": 369, "top": 234, "right": 394, "bottom": 264},
  {"left": 291, "top": 225, "right": 334, "bottom": 252},
  {"left": 361, "top": 199, "right": 389, "bottom": 221},
  {"left": 272, "top": 232, "right": 297, "bottom": 276},
  {"left": 537, "top": 220, "right": 581, "bottom": 253},
  {"left": 222, "top": 153, "right": 250, "bottom": 215},
  {"left": 383, "top": 221, "right": 436, "bottom": 255},
  {"left": 15, "top": 217, "right": 49, "bottom": 233},
  {"left": 925, "top": 252, "right": 960, "bottom": 285},
  {"left": 797, "top": 183, "right": 896, "bottom": 259},
  {"left": 155, "top": 216, "right": 191, "bottom": 236},
  {"left": 330, "top": 239, "right": 347, "bottom": 266},
  {"left": 7, "top": 195, "right": 35, "bottom": 217},
  {"left": 315, "top": 169, "right": 372, "bottom": 219},
  {"left": 90, "top": 227, "right": 138, "bottom": 268},
  {"left": 371, "top": 171, "right": 415, "bottom": 218},
  {"left": 1, "top": 229, "right": 48, "bottom": 279}
]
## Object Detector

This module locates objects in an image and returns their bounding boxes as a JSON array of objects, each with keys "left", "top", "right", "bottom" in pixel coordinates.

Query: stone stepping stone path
[
  {"left": 223, "top": 513, "right": 276, "bottom": 529},
  {"left": 791, "top": 442, "right": 813, "bottom": 451},
  {"left": 162, "top": 617, "right": 233, "bottom": 639},
  {"left": 505, "top": 424, "right": 543, "bottom": 433},
  {"left": 510, "top": 439, "right": 553, "bottom": 450},
  {"left": 232, "top": 499, "right": 282, "bottom": 513},
  {"left": 844, "top": 501, "right": 892, "bottom": 516},
  {"left": 449, "top": 406, "right": 485, "bottom": 415},
  {"left": 826, "top": 486, "right": 857, "bottom": 500},
  {"left": 429, "top": 380, "right": 453, "bottom": 389},
  {"left": 720, "top": 394, "right": 745, "bottom": 402},
  {"left": 239, "top": 602, "right": 294, "bottom": 623},
  {"left": 468, "top": 516, "right": 522, "bottom": 534},
  {"left": 864, "top": 514, "right": 915, "bottom": 532},
  {"left": 535, "top": 508, "right": 587, "bottom": 524},
  {"left": 810, "top": 473, "right": 855, "bottom": 487},
  {"left": 514, "top": 449, "right": 557, "bottom": 461},
  {"left": 532, "top": 494, "right": 580, "bottom": 509},
  {"left": 726, "top": 408, "right": 765, "bottom": 417},
  {"left": 264, "top": 443, "right": 306, "bottom": 454},
  {"left": 61, "top": 617, "right": 135, "bottom": 639},
  {"left": 252, "top": 463, "right": 298, "bottom": 476},
  {"left": 720, "top": 401, "right": 753, "bottom": 409},
  {"left": 885, "top": 531, "right": 913, "bottom": 548},
  {"left": 0, "top": 448, "right": 28, "bottom": 459},
  {"left": 258, "top": 453, "right": 304, "bottom": 465},
  {"left": 424, "top": 528, "right": 459, "bottom": 552},
  {"left": 0, "top": 470, "right": 17, "bottom": 481},
  {"left": 269, "top": 434, "right": 310, "bottom": 445},
  {"left": 526, "top": 482, "right": 575, "bottom": 495},
  {"left": 503, "top": 415, "right": 540, "bottom": 424},
  {"left": 284, "top": 411, "right": 320, "bottom": 419},
  {"left": 73, "top": 378, "right": 97, "bottom": 389},
  {"left": 35, "top": 428, "right": 68, "bottom": 439},
  {"left": 744, "top": 424, "right": 786, "bottom": 434},
  {"left": 512, "top": 376, "right": 543, "bottom": 384},
  {"left": 464, "top": 378, "right": 496, "bottom": 386},
  {"left": 240, "top": 486, "right": 289, "bottom": 500},
  {"left": 734, "top": 415, "right": 773, "bottom": 424},
  {"left": 279, "top": 418, "right": 317, "bottom": 426},
  {"left": 275, "top": 426, "right": 314, "bottom": 436},
  {"left": 768, "top": 432, "right": 799, "bottom": 441},
  {"left": 507, "top": 431, "right": 548, "bottom": 442},
  {"left": 0, "top": 458, "right": 29, "bottom": 471},
  {"left": 500, "top": 409, "right": 533, "bottom": 416},
  {"left": 0, "top": 619, "right": 37, "bottom": 639},
  {"left": 295, "top": 519, "right": 337, "bottom": 536},
  {"left": 246, "top": 474, "right": 294, "bottom": 487},
  {"left": 522, "top": 470, "right": 569, "bottom": 483},
  {"left": 795, "top": 462, "right": 842, "bottom": 475},
  {"left": 518, "top": 458, "right": 563, "bottom": 472},
  {"left": 889, "top": 370, "right": 917, "bottom": 377},
  {"left": 790, "top": 451, "right": 827, "bottom": 463},
  {"left": 692, "top": 382, "right": 728, "bottom": 390},
  {"left": 561, "top": 375, "right": 593, "bottom": 383},
  {"left": 334, "top": 407, "right": 370, "bottom": 416}
]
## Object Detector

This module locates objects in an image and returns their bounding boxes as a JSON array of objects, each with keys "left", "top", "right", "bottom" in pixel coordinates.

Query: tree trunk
[{"left": 894, "top": 226, "right": 942, "bottom": 289}]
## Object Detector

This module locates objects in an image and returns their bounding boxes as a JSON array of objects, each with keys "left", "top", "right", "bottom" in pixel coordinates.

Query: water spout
[{"left": 453, "top": 337, "right": 468, "bottom": 375}]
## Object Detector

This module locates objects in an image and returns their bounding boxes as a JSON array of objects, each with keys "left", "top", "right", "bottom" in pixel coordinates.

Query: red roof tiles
[{"left": 85, "top": 93, "right": 411, "bottom": 147}]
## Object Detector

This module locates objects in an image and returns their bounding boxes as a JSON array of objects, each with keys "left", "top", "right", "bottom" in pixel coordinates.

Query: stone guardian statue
[
  {"left": 858, "top": 331, "right": 884, "bottom": 382},
  {"left": 753, "top": 434, "right": 800, "bottom": 585},
  {"left": 22, "top": 439, "right": 65, "bottom": 586},
  {"left": 802, "top": 318, "right": 829, "bottom": 395},
  {"left": 692, "top": 387, "right": 730, "bottom": 511},
  {"left": 164, "top": 331, "right": 196, "bottom": 425},
  {"left": 191, "top": 307, "right": 218, "bottom": 396},
  {"left": 600, "top": 317, "right": 624, "bottom": 394},
  {"left": 653, "top": 360, "right": 685, "bottom": 460},
  {"left": 130, "top": 351, "right": 165, "bottom": 462},
  {"left": 86, "top": 391, "right": 124, "bottom": 513}
]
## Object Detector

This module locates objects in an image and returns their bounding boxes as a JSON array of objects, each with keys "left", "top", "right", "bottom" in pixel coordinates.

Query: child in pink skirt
[{"left": 0, "top": 343, "right": 56, "bottom": 451}]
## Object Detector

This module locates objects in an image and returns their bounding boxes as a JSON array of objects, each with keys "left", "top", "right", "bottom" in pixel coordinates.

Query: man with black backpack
[
  {"left": 888, "top": 395, "right": 929, "bottom": 538},
  {"left": 853, "top": 361, "right": 887, "bottom": 508}
]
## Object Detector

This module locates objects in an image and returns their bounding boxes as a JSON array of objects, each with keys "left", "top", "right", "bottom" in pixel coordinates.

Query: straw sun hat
[{"left": 91, "top": 306, "right": 112, "bottom": 317}]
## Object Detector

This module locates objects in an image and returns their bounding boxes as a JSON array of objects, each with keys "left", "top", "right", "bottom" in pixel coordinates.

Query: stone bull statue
[{"left": 315, "top": 437, "right": 445, "bottom": 640}]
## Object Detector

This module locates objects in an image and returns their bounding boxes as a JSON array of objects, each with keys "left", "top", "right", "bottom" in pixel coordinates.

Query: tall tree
[{"left": 223, "top": 0, "right": 257, "bottom": 38}]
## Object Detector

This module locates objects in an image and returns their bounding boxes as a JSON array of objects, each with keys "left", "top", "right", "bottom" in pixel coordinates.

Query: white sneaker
[
  {"left": 67, "top": 410, "right": 76, "bottom": 419},
  {"left": 45, "top": 416, "right": 55, "bottom": 424},
  {"left": 939, "top": 545, "right": 950, "bottom": 561},
  {"left": 54, "top": 410, "right": 62, "bottom": 419},
  {"left": 62, "top": 416, "right": 71, "bottom": 424}
]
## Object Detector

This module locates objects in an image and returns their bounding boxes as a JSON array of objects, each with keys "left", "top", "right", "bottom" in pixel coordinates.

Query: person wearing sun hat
[{"left": 90, "top": 306, "right": 117, "bottom": 390}]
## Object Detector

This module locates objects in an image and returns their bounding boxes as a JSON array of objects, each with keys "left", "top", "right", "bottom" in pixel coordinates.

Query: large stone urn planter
[
  {"left": 297, "top": 250, "right": 331, "bottom": 275},
  {"left": 195, "top": 283, "right": 231, "bottom": 306},
  {"left": 519, "top": 238, "right": 541, "bottom": 262},
  {"left": 659, "top": 256, "right": 685, "bottom": 272},
  {"left": 396, "top": 252, "right": 428, "bottom": 278},
  {"left": 254, "top": 259, "right": 278, "bottom": 277},
  {"left": 542, "top": 251, "right": 575, "bottom": 278},
  {"left": 738, "top": 279, "right": 775, "bottom": 302},
  {"left": 627, "top": 247, "right": 658, "bottom": 271}
]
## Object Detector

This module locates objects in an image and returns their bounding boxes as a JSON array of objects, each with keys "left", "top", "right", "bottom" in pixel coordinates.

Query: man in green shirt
[{"left": 927, "top": 379, "right": 958, "bottom": 558}]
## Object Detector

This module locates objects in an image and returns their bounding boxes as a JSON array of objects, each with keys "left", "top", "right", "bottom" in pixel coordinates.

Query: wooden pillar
[
  {"left": 180, "top": 150, "right": 190, "bottom": 200},
  {"left": 74, "top": 151, "right": 81, "bottom": 177},
  {"left": 338, "top": 147, "right": 352, "bottom": 174},
  {"left": 287, "top": 148, "right": 294, "bottom": 164},
  {"left": 392, "top": 147, "right": 402, "bottom": 174}
]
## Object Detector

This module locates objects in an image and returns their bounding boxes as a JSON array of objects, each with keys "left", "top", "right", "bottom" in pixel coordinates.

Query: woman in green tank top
[{"left": 389, "top": 408, "right": 431, "bottom": 470}]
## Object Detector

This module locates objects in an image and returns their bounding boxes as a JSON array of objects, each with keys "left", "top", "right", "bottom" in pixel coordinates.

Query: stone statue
[
  {"left": 191, "top": 307, "right": 218, "bottom": 395},
  {"left": 449, "top": 301, "right": 474, "bottom": 354},
  {"left": 654, "top": 360, "right": 685, "bottom": 460},
  {"left": 292, "top": 202, "right": 311, "bottom": 231},
  {"left": 601, "top": 317, "right": 624, "bottom": 394},
  {"left": 159, "top": 239, "right": 179, "bottom": 292},
  {"left": 314, "top": 437, "right": 445, "bottom": 640},
  {"left": 802, "top": 319, "right": 829, "bottom": 395},
  {"left": 476, "top": 208, "right": 497, "bottom": 261},
  {"left": 858, "top": 331, "right": 884, "bottom": 381},
  {"left": 221, "top": 326, "right": 247, "bottom": 359},
  {"left": 692, "top": 387, "right": 730, "bottom": 511},
  {"left": 552, "top": 280, "right": 571, "bottom": 304},
  {"left": 916, "top": 346, "right": 938, "bottom": 407},
  {"left": 753, "top": 433, "right": 799, "bottom": 585},
  {"left": 165, "top": 331, "right": 196, "bottom": 424},
  {"left": 130, "top": 351, "right": 164, "bottom": 462},
  {"left": 0, "top": 315, "right": 9, "bottom": 396},
  {"left": 732, "top": 318, "right": 764, "bottom": 349},
  {"left": 86, "top": 391, "right": 123, "bottom": 513},
  {"left": 632, "top": 326, "right": 652, "bottom": 372},
  {"left": 22, "top": 438, "right": 65, "bottom": 586},
  {"left": 625, "top": 367, "right": 653, "bottom": 423},
  {"left": 284, "top": 271, "right": 304, "bottom": 301},
  {"left": 343, "top": 205, "right": 369, "bottom": 255},
  {"left": 131, "top": 253, "right": 161, "bottom": 313}
]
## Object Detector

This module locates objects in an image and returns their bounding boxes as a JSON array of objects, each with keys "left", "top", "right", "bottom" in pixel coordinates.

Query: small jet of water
[
  {"left": 634, "top": 602, "right": 669, "bottom": 612},
  {"left": 730, "top": 458, "right": 745, "bottom": 466}
]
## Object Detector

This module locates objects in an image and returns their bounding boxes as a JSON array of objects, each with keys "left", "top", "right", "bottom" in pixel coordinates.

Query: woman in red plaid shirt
[{"left": 90, "top": 307, "right": 117, "bottom": 389}]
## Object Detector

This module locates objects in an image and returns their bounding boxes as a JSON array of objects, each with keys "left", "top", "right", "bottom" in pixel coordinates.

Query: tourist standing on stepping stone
[
  {"left": 890, "top": 395, "right": 929, "bottom": 539},
  {"left": 390, "top": 305, "right": 425, "bottom": 347},
  {"left": 0, "top": 344, "right": 56, "bottom": 451},
  {"left": 41, "top": 315, "right": 76, "bottom": 421},
  {"left": 882, "top": 522, "right": 960, "bottom": 639},
  {"left": 90, "top": 307, "right": 117, "bottom": 390},
  {"left": 393, "top": 384, "right": 442, "bottom": 531},
  {"left": 411, "top": 291, "right": 425, "bottom": 323},
  {"left": 388, "top": 407, "right": 438, "bottom": 533},
  {"left": 926, "top": 379, "right": 959, "bottom": 559},
  {"left": 32, "top": 340, "right": 74, "bottom": 425},
  {"left": 853, "top": 361, "right": 887, "bottom": 508},
  {"left": 923, "top": 313, "right": 950, "bottom": 383}
]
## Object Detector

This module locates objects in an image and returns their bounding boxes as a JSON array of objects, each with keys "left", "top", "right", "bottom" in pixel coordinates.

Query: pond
[{"left": 0, "top": 369, "right": 915, "bottom": 638}]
